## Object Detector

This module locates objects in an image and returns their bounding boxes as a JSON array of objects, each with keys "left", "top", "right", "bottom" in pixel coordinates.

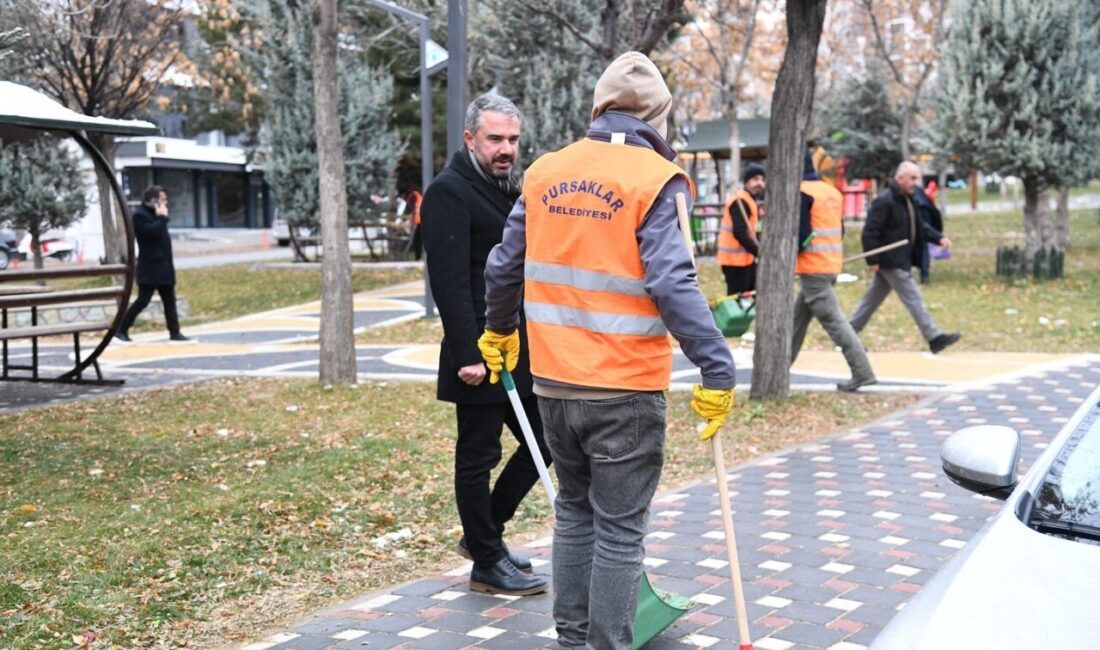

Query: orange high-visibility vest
[
  {"left": 796, "top": 179, "right": 844, "bottom": 275},
  {"left": 718, "top": 188, "right": 758, "bottom": 267},
  {"left": 410, "top": 190, "right": 423, "bottom": 226},
  {"left": 522, "top": 138, "right": 693, "bottom": 391}
]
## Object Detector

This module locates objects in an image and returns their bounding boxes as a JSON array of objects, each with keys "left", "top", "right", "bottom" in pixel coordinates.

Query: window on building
[{"left": 211, "top": 173, "right": 247, "bottom": 228}]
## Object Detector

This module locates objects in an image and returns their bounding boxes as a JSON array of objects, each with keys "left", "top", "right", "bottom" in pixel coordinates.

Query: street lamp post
[
  {"left": 365, "top": 0, "right": 445, "bottom": 318},
  {"left": 446, "top": 0, "right": 467, "bottom": 155}
]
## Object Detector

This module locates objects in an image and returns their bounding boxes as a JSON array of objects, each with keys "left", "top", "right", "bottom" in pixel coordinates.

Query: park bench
[
  {"left": 288, "top": 214, "right": 414, "bottom": 263},
  {"left": 0, "top": 264, "right": 131, "bottom": 383}
]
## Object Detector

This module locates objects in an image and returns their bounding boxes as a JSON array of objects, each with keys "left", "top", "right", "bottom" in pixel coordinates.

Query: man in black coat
[
  {"left": 421, "top": 94, "right": 550, "bottom": 596},
  {"left": 849, "top": 162, "right": 960, "bottom": 353},
  {"left": 115, "top": 185, "right": 189, "bottom": 342}
]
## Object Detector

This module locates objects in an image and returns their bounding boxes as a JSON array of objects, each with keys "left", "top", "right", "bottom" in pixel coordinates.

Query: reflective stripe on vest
[
  {"left": 526, "top": 301, "right": 667, "bottom": 337},
  {"left": 525, "top": 260, "right": 648, "bottom": 297},
  {"left": 522, "top": 138, "right": 692, "bottom": 391},
  {"left": 718, "top": 189, "right": 758, "bottom": 267},
  {"left": 797, "top": 180, "right": 844, "bottom": 275}
]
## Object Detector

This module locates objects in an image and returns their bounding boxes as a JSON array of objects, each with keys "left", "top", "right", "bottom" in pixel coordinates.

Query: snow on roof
[{"left": 0, "top": 81, "right": 159, "bottom": 136}]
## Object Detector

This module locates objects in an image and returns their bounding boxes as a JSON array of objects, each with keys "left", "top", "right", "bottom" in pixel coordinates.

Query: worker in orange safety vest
[
  {"left": 718, "top": 163, "right": 765, "bottom": 295},
  {"left": 790, "top": 151, "right": 876, "bottom": 392},
  {"left": 476, "top": 52, "right": 736, "bottom": 650}
]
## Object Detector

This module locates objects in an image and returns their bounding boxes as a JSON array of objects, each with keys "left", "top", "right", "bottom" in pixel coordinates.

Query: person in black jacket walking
[
  {"left": 115, "top": 186, "right": 189, "bottom": 342},
  {"left": 420, "top": 94, "right": 550, "bottom": 597},
  {"left": 849, "top": 162, "right": 960, "bottom": 353}
]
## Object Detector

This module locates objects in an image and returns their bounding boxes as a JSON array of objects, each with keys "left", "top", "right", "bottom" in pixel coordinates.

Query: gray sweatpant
[
  {"left": 537, "top": 392, "right": 666, "bottom": 650},
  {"left": 850, "top": 268, "right": 942, "bottom": 342},
  {"left": 791, "top": 274, "right": 875, "bottom": 381}
]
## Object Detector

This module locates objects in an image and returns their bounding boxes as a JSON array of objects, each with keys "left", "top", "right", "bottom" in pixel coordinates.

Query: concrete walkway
[
  {"left": 237, "top": 356, "right": 1100, "bottom": 650},
  {"left": 0, "top": 280, "right": 1080, "bottom": 412}
]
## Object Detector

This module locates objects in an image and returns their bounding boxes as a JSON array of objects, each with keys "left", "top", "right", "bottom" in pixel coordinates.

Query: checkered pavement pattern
[{"left": 240, "top": 359, "right": 1100, "bottom": 650}]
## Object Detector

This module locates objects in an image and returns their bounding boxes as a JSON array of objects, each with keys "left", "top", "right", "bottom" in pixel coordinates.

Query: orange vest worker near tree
[
  {"left": 718, "top": 163, "right": 766, "bottom": 295},
  {"left": 477, "top": 52, "right": 736, "bottom": 650},
  {"left": 790, "top": 151, "right": 876, "bottom": 392}
]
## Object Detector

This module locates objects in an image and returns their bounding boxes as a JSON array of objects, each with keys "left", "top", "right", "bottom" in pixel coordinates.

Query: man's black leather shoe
[
  {"left": 114, "top": 331, "right": 132, "bottom": 343},
  {"left": 457, "top": 537, "right": 533, "bottom": 574},
  {"left": 929, "top": 332, "right": 961, "bottom": 354},
  {"left": 469, "top": 557, "right": 547, "bottom": 596}
]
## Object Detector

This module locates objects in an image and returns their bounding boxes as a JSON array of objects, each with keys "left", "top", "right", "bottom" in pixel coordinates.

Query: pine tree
[
  {"left": 248, "top": 0, "right": 405, "bottom": 227},
  {"left": 934, "top": 0, "right": 1100, "bottom": 262},
  {"left": 475, "top": 1, "right": 602, "bottom": 160},
  {"left": 0, "top": 137, "right": 87, "bottom": 270},
  {"left": 475, "top": 0, "right": 687, "bottom": 161},
  {"left": 819, "top": 73, "right": 904, "bottom": 184}
]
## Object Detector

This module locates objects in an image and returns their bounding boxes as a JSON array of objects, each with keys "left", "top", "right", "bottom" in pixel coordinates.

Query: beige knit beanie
[{"left": 591, "top": 51, "right": 673, "bottom": 139}]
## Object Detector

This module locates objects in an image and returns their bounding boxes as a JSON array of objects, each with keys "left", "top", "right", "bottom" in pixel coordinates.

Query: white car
[{"left": 872, "top": 383, "right": 1100, "bottom": 648}]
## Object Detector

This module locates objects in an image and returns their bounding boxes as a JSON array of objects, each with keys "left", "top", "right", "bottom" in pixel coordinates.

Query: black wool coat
[
  {"left": 421, "top": 151, "right": 534, "bottom": 405},
  {"left": 862, "top": 182, "right": 944, "bottom": 270},
  {"left": 132, "top": 204, "right": 177, "bottom": 286}
]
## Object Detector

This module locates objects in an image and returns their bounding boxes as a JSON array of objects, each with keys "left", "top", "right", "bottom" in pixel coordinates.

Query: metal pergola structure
[{"left": 0, "top": 81, "right": 159, "bottom": 383}]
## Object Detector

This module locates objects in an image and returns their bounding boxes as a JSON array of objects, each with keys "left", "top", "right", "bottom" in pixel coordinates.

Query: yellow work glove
[
  {"left": 477, "top": 329, "right": 520, "bottom": 384},
  {"left": 690, "top": 384, "right": 734, "bottom": 441}
]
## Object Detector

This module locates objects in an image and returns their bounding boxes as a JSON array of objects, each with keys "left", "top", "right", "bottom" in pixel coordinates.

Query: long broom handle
[
  {"left": 842, "top": 238, "right": 908, "bottom": 264},
  {"left": 501, "top": 367, "right": 557, "bottom": 504},
  {"left": 675, "top": 192, "right": 754, "bottom": 650}
]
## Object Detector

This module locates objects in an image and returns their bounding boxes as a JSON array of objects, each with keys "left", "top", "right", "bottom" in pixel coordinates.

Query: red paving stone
[
  {"left": 757, "top": 576, "right": 793, "bottom": 590},
  {"left": 686, "top": 611, "right": 723, "bottom": 626},
  {"left": 758, "top": 615, "right": 793, "bottom": 628},
  {"left": 828, "top": 618, "right": 867, "bottom": 634},
  {"left": 328, "top": 609, "right": 385, "bottom": 621},
  {"left": 825, "top": 577, "right": 858, "bottom": 592}
]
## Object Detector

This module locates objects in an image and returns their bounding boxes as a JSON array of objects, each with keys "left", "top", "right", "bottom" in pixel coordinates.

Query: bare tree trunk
[
  {"left": 750, "top": 0, "right": 828, "bottom": 401},
  {"left": 727, "top": 108, "right": 742, "bottom": 196},
  {"left": 1054, "top": 185, "right": 1071, "bottom": 249},
  {"left": 31, "top": 230, "right": 43, "bottom": 271},
  {"left": 937, "top": 169, "right": 948, "bottom": 216},
  {"left": 1022, "top": 177, "right": 1055, "bottom": 264},
  {"left": 88, "top": 133, "right": 123, "bottom": 266},
  {"left": 310, "top": 0, "right": 357, "bottom": 384},
  {"left": 900, "top": 100, "right": 915, "bottom": 161}
]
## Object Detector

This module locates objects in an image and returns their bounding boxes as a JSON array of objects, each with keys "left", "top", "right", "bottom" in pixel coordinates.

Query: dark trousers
[
  {"left": 455, "top": 396, "right": 551, "bottom": 568},
  {"left": 119, "top": 284, "right": 181, "bottom": 336},
  {"left": 412, "top": 225, "right": 423, "bottom": 261},
  {"left": 722, "top": 264, "right": 756, "bottom": 295}
]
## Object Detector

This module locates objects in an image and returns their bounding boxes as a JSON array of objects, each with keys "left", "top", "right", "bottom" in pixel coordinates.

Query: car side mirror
[{"left": 940, "top": 425, "right": 1020, "bottom": 500}]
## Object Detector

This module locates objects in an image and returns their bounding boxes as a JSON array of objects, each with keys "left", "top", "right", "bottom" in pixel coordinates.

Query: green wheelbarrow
[
  {"left": 712, "top": 291, "right": 756, "bottom": 338},
  {"left": 500, "top": 367, "right": 695, "bottom": 648}
]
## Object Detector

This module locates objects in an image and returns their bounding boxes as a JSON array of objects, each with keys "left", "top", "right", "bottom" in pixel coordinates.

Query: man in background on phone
[{"left": 115, "top": 185, "right": 190, "bottom": 343}]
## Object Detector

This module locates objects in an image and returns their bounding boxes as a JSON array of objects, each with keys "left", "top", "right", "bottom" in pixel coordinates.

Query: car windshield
[{"left": 1030, "top": 403, "right": 1100, "bottom": 538}]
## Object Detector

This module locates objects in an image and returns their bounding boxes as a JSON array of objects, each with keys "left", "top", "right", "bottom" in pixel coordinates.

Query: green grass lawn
[
  {"left": 941, "top": 179, "right": 1098, "bottom": 206},
  {"left": 0, "top": 379, "right": 917, "bottom": 649},
  {"left": 175, "top": 265, "right": 421, "bottom": 325},
  {"left": 698, "top": 208, "right": 1100, "bottom": 353}
]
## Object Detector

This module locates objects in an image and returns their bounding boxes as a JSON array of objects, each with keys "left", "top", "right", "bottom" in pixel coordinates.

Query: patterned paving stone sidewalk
[{"left": 239, "top": 357, "right": 1099, "bottom": 650}]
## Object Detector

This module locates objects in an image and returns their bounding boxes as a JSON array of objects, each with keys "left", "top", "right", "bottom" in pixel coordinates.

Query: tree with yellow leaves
[{"left": 2, "top": 0, "right": 187, "bottom": 266}]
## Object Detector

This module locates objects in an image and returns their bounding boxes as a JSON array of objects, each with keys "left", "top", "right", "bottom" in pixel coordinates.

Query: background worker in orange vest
[
  {"left": 718, "top": 163, "right": 766, "bottom": 295},
  {"left": 791, "top": 152, "right": 877, "bottom": 392},
  {"left": 477, "top": 52, "right": 736, "bottom": 650},
  {"left": 402, "top": 188, "right": 424, "bottom": 260}
]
